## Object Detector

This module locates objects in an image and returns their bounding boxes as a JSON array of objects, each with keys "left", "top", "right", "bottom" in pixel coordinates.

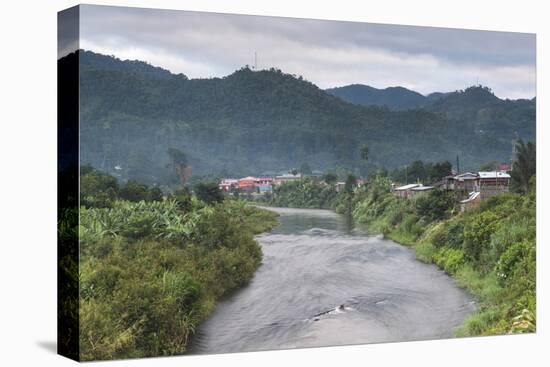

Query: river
[{"left": 190, "top": 207, "right": 475, "bottom": 354}]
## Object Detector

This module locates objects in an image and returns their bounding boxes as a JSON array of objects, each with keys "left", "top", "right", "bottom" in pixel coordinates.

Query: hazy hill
[
  {"left": 70, "top": 50, "right": 535, "bottom": 185},
  {"left": 325, "top": 84, "right": 428, "bottom": 110}
]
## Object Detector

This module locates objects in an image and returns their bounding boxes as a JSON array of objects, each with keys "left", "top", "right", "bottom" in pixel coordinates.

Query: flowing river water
[{"left": 190, "top": 207, "right": 475, "bottom": 354}]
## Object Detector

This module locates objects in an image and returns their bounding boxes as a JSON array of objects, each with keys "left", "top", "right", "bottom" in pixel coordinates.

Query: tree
[
  {"left": 510, "top": 139, "right": 536, "bottom": 193},
  {"left": 408, "top": 160, "right": 426, "bottom": 183},
  {"left": 290, "top": 169, "right": 299, "bottom": 176},
  {"left": 173, "top": 187, "right": 193, "bottom": 211},
  {"left": 300, "top": 162, "right": 312, "bottom": 175},
  {"left": 167, "top": 148, "right": 190, "bottom": 186},
  {"left": 479, "top": 161, "right": 499, "bottom": 171},
  {"left": 167, "top": 147, "right": 187, "bottom": 168},
  {"left": 360, "top": 144, "right": 369, "bottom": 162},
  {"left": 195, "top": 182, "right": 224, "bottom": 204},
  {"left": 344, "top": 174, "right": 357, "bottom": 194},
  {"left": 322, "top": 172, "right": 338, "bottom": 185},
  {"left": 119, "top": 180, "right": 150, "bottom": 202},
  {"left": 430, "top": 161, "right": 452, "bottom": 182},
  {"left": 415, "top": 189, "right": 456, "bottom": 221},
  {"left": 148, "top": 187, "right": 164, "bottom": 202}
]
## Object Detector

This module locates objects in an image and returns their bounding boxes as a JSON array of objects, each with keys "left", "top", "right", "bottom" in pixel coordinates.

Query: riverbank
[
  {"left": 76, "top": 189, "right": 278, "bottom": 360},
  {"left": 352, "top": 177, "right": 536, "bottom": 336},
  {"left": 80, "top": 201, "right": 277, "bottom": 360}
]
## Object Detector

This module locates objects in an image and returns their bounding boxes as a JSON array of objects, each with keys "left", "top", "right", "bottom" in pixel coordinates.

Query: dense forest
[
  {"left": 68, "top": 167, "right": 278, "bottom": 360},
  {"left": 68, "top": 50, "right": 535, "bottom": 186}
]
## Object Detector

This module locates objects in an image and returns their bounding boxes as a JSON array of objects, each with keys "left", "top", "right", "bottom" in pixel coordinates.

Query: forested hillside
[
  {"left": 325, "top": 84, "right": 430, "bottom": 110},
  {"left": 72, "top": 50, "right": 535, "bottom": 185}
]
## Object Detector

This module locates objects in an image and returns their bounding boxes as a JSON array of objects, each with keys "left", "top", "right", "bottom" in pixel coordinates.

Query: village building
[
  {"left": 335, "top": 181, "right": 346, "bottom": 192},
  {"left": 392, "top": 168, "right": 511, "bottom": 208},
  {"left": 409, "top": 185, "right": 434, "bottom": 197},
  {"left": 393, "top": 183, "right": 421, "bottom": 199},
  {"left": 238, "top": 176, "right": 258, "bottom": 192},
  {"left": 497, "top": 163, "right": 511, "bottom": 172},
  {"left": 478, "top": 171, "right": 511, "bottom": 199},
  {"left": 255, "top": 177, "right": 273, "bottom": 194},
  {"left": 219, "top": 178, "right": 239, "bottom": 192},
  {"left": 441, "top": 172, "right": 479, "bottom": 192}
]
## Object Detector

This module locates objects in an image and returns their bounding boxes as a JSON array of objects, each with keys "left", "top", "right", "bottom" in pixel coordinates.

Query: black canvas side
[{"left": 57, "top": 5, "right": 80, "bottom": 362}]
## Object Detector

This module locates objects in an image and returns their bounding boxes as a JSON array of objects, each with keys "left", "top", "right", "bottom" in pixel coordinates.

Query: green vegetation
[
  {"left": 510, "top": 139, "right": 536, "bottom": 193},
  {"left": 389, "top": 160, "right": 452, "bottom": 184},
  {"left": 352, "top": 177, "right": 536, "bottom": 336},
  {"left": 269, "top": 177, "right": 340, "bottom": 209},
  {"left": 77, "top": 168, "right": 278, "bottom": 360}
]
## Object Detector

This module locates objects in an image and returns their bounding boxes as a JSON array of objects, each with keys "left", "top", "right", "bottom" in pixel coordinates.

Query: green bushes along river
[
  {"left": 351, "top": 176, "right": 536, "bottom": 335},
  {"left": 71, "top": 168, "right": 278, "bottom": 360}
]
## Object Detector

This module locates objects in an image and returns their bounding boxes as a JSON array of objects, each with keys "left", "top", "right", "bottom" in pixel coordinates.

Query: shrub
[
  {"left": 194, "top": 182, "right": 224, "bottom": 204},
  {"left": 415, "top": 189, "right": 456, "bottom": 221},
  {"left": 119, "top": 180, "right": 151, "bottom": 202},
  {"left": 415, "top": 242, "right": 436, "bottom": 263},
  {"left": 433, "top": 247, "right": 465, "bottom": 274},
  {"left": 463, "top": 211, "right": 499, "bottom": 265}
]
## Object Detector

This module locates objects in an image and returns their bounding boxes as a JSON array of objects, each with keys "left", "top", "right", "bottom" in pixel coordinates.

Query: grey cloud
[
  {"left": 58, "top": 6, "right": 79, "bottom": 58},
  {"left": 78, "top": 4, "right": 536, "bottom": 99}
]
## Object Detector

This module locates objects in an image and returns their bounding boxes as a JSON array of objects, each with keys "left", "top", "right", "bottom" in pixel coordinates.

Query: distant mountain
[
  {"left": 325, "top": 84, "right": 428, "bottom": 110},
  {"left": 426, "top": 92, "right": 451, "bottom": 102},
  {"left": 428, "top": 85, "right": 500, "bottom": 113},
  {"left": 68, "top": 50, "right": 535, "bottom": 185},
  {"left": 426, "top": 86, "right": 535, "bottom": 152},
  {"left": 79, "top": 50, "right": 180, "bottom": 81}
]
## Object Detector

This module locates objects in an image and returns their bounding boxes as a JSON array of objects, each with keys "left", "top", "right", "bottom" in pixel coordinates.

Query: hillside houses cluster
[
  {"left": 219, "top": 173, "right": 304, "bottom": 196},
  {"left": 392, "top": 169, "right": 512, "bottom": 211}
]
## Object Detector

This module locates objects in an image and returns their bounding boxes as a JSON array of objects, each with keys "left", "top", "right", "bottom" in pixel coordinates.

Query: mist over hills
[{"left": 68, "top": 50, "right": 535, "bottom": 185}]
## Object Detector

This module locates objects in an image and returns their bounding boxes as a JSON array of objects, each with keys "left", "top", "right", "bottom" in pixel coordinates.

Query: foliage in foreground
[
  {"left": 77, "top": 187, "right": 277, "bottom": 360},
  {"left": 352, "top": 177, "right": 536, "bottom": 335}
]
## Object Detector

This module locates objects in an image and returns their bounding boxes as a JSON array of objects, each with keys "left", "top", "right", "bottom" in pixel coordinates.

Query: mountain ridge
[{"left": 71, "top": 50, "right": 535, "bottom": 185}]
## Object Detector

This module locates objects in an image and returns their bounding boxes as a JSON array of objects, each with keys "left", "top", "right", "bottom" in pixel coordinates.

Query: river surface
[{"left": 190, "top": 207, "right": 475, "bottom": 354}]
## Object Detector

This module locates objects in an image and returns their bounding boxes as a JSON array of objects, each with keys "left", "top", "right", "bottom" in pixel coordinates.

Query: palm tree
[
  {"left": 360, "top": 144, "right": 369, "bottom": 162},
  {"left": 510, "top": 139, "right": 536, "bottom": 193}
]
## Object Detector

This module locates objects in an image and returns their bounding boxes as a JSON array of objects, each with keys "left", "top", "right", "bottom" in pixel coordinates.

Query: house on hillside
[
  {"left": 498, "top": 163, "right": 512, "bottom": 172},
  {"left": 409, "top": 185, "right": 434, "bottom": 197},
  {"left": 441, "top": 172, "right": 479, "bottom": 192},
  {"left": 238, "top": 176, "right": 258, "bottom": 192},
  {"left": 335, "top": 181, "right": 346, "bottom": 192},
  {"left": 255, "top": 177, "right": 273, "bottom": 194},
  {"left": 478, "top": 171, "right": 511, "bottom": 199},
  {"left": 393, "top": 183, "right": 421, "bottom": 199},
  {"left": 219, "top": 178, "right": 239, "bottom": 192}
]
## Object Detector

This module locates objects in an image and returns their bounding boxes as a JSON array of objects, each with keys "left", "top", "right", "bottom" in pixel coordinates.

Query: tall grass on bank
[{"left": 75, "top": 199, "right": 278, "bottom": 360}]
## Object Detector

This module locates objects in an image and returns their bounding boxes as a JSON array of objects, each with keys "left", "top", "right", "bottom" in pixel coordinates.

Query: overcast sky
[{"left": 71, "top": 4, "right": 535, "bottom": 99}]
